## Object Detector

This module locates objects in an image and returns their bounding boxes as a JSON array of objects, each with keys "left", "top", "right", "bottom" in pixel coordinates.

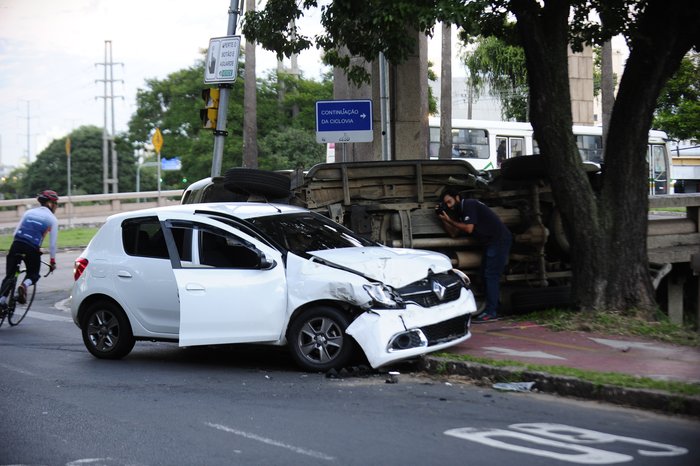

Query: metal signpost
[
  {"left": 315, "top": 99, "right": 374, "bottom": 144},
  {"left": 204, "top": 36, "right": 242, "bottom": 84},
  {"left": 152, "top": 128, "right": 163, "bottom": 203},
  {"left": 206, "top": 0, "right": 242, "bottom": 178}
]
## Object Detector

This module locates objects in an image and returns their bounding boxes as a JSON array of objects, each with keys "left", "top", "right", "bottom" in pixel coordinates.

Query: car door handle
[
  {"left": 117, "top": 270, "right": 132, "bottom": 278},
  {"left": 185, "top": 283, "right": 205, "bottom": 292}
]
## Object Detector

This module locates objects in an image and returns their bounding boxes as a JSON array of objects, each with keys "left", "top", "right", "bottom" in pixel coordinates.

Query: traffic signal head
[{"left": 200, "top": 88, "right": 220, "bottom": 129}]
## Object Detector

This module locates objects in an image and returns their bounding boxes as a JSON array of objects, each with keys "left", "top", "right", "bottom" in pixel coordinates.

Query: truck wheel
[
  {"left": 501, "top": 155, "right": 549, "bottom": 181},
  {"left": 223, "top": 168, "right": 291, "bottom": 199}
]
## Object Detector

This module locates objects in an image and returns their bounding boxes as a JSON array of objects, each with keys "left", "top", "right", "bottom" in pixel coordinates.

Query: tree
[
  {"left": 466, "top": 0, "right": 699, "bottom": 314},
  {"left": 463, "top": 35, "right": 529, "bottom": 121},
  {"left": 654, "top": 52, "right": 700, "bottom": 142},
  {"left": 126, "top": 56, "right": 331, "bottom": 184},
  {"left": 23, "top": 126, "right": 135, "bottom": 196},
  {"left": 258, "top": 127, "right": 325, "bottom": 171},
  {"left": 242, "top": 0, "right": 700, "bottom": 316}
]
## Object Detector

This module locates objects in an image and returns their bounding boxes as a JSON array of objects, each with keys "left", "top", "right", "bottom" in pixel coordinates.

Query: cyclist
[{"left": 0, "top": 190, "right": 59, "bottom": 305}]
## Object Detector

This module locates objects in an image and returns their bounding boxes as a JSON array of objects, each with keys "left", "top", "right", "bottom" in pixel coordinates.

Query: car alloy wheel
[
  {"left": 288, "top": 306, "right": 355, "bottom": 372},
  {"left": 82, "top": 301, "right": 135, "bottom": 360}
]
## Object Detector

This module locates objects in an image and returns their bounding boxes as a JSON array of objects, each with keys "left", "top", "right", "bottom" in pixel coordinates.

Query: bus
[{"left": 428, "top": 118, "right": 673, "bottom": 195}]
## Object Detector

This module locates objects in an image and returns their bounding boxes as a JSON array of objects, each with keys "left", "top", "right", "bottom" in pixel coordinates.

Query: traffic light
[{"left": 200, "top": 88, "right": 220, "bottom": 129}]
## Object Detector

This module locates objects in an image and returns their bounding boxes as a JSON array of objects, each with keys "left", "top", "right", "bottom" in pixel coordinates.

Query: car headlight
[
  {"left": 363, "top": 283, "right": 405, "bottom": 309},
  {"left": 452, "top": 268, "right": 471, "bottom": 287}
]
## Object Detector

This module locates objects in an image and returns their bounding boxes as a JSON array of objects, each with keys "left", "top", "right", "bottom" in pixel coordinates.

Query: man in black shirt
[{"left": 437, "top": 187, "right": 512, "bottom": 322}]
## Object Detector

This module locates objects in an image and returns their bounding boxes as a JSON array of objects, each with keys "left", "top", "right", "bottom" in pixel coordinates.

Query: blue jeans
[{"left": 481, "top": 230, "right": 512, "bottom": 317}]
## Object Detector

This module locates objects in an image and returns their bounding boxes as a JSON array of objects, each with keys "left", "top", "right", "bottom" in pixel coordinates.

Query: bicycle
[{"left": 0, "top": 254, "right": 53, "bottom": 327}]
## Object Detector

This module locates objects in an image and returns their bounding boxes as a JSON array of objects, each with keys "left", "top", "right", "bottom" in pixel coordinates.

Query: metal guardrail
[{"left": 0, "top": 190, "right": 184, "bottom": 228}]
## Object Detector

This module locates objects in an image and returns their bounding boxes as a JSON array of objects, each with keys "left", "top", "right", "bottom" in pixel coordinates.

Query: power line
[{"left": 95, "top": 40, "right": 124, "bottom": 193}]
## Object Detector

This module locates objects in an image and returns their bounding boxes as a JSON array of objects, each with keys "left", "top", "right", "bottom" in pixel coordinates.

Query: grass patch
[
  {"left": 433, "top": 352, "right": 700, "bottom": 397},
  {"left": 650, "top": 207, "right": 686, "bottom": 213},
  {"left": 0, "top": 227, "right": 98, "bottom": 251},
  {"left": 510, "top": 308, "right": 699, "bottom": 347}
]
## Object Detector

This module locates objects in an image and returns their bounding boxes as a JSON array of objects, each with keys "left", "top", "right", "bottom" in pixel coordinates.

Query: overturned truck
[
  {"left": 288, "top": 159, "right": 699, "bottom": 316},
  {"left": 184, "top": 158, "right": 700, "bottom": 317}
]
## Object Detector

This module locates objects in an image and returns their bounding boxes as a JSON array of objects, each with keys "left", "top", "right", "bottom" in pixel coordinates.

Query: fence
[{"left": 0, "top": 190, "right": 184, "bottom": 231}]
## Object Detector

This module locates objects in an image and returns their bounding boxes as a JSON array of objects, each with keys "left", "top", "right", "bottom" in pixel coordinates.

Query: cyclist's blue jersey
[{"left": 14, "top": 206, "right": 58, "bottom": 258}]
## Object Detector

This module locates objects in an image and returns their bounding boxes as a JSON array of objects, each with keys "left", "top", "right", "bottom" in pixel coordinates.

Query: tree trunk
[
  {"left": 243, "top": 0, "right": 258, "bottom": 169},
  {"left": 512, "top": 0, "right": 699, "bottom": 314},
  {"left": 599, "top": 0, "right": 700, "bottom": 314},
  {"left": 600, "top": 41, "right": 614, "bottom": 149},
  {"left": 512, "top": 0, "right": 606, "bottom": 311},
  {"left": 439, "top": 22, "right": 453, "bottom": 160}
]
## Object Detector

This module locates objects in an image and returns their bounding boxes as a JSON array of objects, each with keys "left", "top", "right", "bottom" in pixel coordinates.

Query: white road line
[
  {"left": 206, "top": 422, "right": 335, "bottom": 461},
  {"left": 55, "top": 297, "right": 72, "bottom": 312},
  {"left": 29, "top": 312, "right": 73, "bottom": 323},
  {"left": 589, "top": 338, "right": 668, "bottom": 352},
  {"left": 482, "top": 346, "right": 566, "bottom": 360},
  {"left": 0, "top": 362, "right": 37, "bottom": 377}
]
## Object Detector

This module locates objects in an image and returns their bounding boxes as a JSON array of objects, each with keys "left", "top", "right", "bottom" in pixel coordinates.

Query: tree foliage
[
  {"left": 243, "top": 1, "right": 468, "bottom": 84},
  {"left": 464, "top": 35, "right": 529, "bottom": 121},
  {"left": 654, "top": 52, "right": 700, "bottom": 142},
  {"left": 21, "top": 125, "right": 135, "bottom": 197},
  {"left": 125, "top": 56, "right": 332, "bottom": 186}
]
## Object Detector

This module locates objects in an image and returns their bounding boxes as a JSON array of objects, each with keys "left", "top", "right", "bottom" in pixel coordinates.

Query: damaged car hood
[{"left": 309, "top": 247, "right": 452, "bottom": 288}]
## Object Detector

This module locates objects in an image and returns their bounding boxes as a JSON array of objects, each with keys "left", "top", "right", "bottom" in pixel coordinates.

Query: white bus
[{"left": 428, "top": 118, "right": 672, "bottom": 195}]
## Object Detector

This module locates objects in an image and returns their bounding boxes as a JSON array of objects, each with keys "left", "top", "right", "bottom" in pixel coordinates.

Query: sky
[{"left": 0, "top": 0, "right": 464, "bottom": 170}]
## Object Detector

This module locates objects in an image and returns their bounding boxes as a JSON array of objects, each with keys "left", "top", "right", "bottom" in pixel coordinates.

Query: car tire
[
  {"left": 81, "top": 301, "right": 135, "bottom": 360},
  {"left": 287, "top": 306, "right": 356, "bottom": 372},
  {"left": 223, "top": 168, "right": 291, "bottom": 199}
]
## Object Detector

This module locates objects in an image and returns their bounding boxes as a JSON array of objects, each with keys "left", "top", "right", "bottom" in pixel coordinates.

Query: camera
[{"left": 435, "top": 202, "right": 448, "bottom": 216}]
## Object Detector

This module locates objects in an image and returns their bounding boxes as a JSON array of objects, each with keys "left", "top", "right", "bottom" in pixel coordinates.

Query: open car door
[{"left": 160, "top": 215, "right": 287, "bottom": 347}]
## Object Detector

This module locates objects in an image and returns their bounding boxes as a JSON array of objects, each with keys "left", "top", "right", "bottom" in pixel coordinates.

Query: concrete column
[
  {"left": 333, "top": 50, "right": 373, "bottom": 162},
  {"left": 372, "top": 31, "right": 429, "bottom": 160},
  {"left": 667, "top": 273, "right": 686, "bottom": 325},
  {"left": 333, "top": 30, "right": 429, "bottom": 161},
  {"left": 568, "top": 45, "right": 594, "bottom": 126}
]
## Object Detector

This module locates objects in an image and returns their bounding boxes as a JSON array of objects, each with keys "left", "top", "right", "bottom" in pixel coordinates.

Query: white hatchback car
[{"left": 71, "top": 203, "right": 477, "bottom": 371}]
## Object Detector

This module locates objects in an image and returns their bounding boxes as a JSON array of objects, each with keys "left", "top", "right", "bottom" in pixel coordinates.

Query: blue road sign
[
  {"left": 316, "top": 99, "right": 373, "bottom": 143},
  {"left": 161, "top": 157, "right": 182, "bottom": 171}
]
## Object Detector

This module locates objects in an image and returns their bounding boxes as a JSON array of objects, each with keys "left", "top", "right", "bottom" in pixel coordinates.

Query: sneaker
[
  {"left": 472, "top": 313, "right": 499, "bottom": 324},
  {"left": 17, "top": 284, "right": 27, "bottom": 304}
]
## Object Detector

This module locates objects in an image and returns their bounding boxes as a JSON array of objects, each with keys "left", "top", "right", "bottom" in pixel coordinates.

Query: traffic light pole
[{"left": 211, "top": 0, "right": 240, "bottom": 178}]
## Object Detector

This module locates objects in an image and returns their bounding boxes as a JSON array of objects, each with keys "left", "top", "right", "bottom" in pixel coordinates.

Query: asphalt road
[{"left": 0, "top": 252, "right": 698, "bottom": 465}]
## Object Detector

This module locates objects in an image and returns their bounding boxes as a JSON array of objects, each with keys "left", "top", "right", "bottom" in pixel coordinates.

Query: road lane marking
[
  {"left": 445, "top": 423, "right": 688, "bottom": 464},
  {"left": 29, "top": 312, "right": 73, "bottom": 323},
  {"left": 206, "top": 422, "right": 335, "bottom": 461},
  {"left": 472, "top": 329, "right": 602, "bottom": 352},
  {"left": 589, "top": 338, "right": 669, "bottom": 352},
  {"left": 483, "top": 346, "right": 566, "bottom": 360},
  {"left": 55, "top": 297, "right": 72, "bottom": 312},
  {"left": 0, "top": 362, "right": 37, "bottom": 377}
]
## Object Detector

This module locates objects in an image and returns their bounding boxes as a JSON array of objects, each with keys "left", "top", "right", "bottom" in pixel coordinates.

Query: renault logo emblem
[{"left": 432, "top": 280, "right": 446, "bottom": 300}]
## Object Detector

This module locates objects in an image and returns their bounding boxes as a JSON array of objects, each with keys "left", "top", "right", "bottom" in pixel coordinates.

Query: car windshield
[{"left": 249, "top": 212, "right": 374, "bottom": 255}]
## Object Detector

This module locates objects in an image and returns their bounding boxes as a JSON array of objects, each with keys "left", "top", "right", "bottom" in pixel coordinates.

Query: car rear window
[{"left": 122, "top": 217, "right": 169, "bottom": 259}]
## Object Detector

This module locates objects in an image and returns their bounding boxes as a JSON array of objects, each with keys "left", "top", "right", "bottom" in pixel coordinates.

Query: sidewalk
[{"left": 422, "top": 318, "right": 700, "bottom": 417}]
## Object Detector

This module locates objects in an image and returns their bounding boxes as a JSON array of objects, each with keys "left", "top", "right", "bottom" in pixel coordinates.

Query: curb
[{"left": 420, "top": 356, "right": 700, "bottom": 418}]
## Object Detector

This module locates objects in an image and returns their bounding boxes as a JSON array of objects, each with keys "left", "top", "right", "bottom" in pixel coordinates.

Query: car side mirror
[{"left": 257, "top": 250, "right": 276, "bottom": 270}]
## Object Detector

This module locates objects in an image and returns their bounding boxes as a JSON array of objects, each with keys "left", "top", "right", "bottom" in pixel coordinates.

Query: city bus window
[{"left": 576, "top": 135, "right": 603, "bottom": 163}]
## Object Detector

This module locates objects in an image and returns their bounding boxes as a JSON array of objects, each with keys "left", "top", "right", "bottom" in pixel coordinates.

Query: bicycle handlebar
[{"left": 40, "top": 260, "right": 55, "bottom": 277}]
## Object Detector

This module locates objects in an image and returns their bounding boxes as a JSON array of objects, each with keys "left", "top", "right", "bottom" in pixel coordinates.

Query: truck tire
[
  {"left": 510, "top": 286, "right": 571, "bottom": 313},
  {"left": 501, "top": 155, "right": 549, "bottom": 181},
  {"left": 223, "top": 168, "right": 291, "bottom": 199}
]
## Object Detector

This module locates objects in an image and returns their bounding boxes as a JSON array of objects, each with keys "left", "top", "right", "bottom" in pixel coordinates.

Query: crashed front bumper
[{"left": 346, "top": 288, "right": 477, "bottom": 368}]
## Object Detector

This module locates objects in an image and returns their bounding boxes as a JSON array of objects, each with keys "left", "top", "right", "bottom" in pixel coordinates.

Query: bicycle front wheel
[{"left": 8, "top": 272, "right": 36, "bottom": 326}]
